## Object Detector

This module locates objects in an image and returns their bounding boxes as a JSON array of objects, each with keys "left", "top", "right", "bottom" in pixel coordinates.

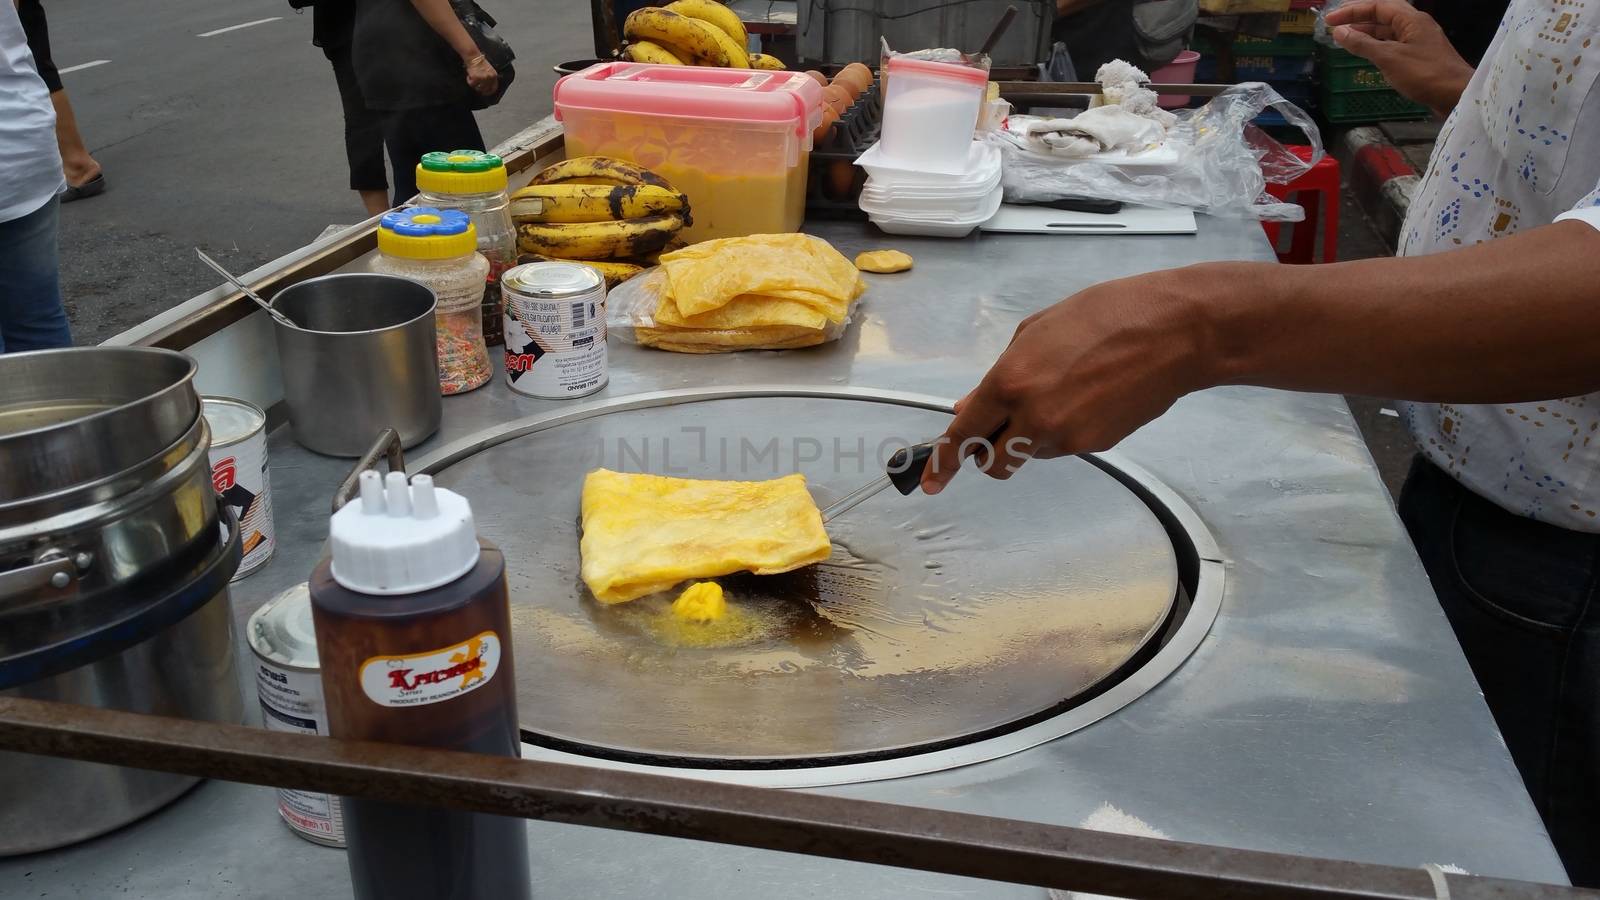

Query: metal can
[
  {"left": 202, "top": 397, "right": 274, "bottom": 579},
  {"left": 501, "top": 261, "right": 608, "bottom": 399},
  {"left": 247, "top": 582, "right": 346, "bottom": 847}
]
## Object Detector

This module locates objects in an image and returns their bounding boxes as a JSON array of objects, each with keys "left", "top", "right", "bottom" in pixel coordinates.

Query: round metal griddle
[{"left": 424, "top": 393, "right": 1179, "bottom": 765}]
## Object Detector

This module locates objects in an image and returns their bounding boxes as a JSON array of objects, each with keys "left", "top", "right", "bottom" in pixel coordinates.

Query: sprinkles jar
[{"left": 372, "top": 207, "right": 493, "bottom": 395}]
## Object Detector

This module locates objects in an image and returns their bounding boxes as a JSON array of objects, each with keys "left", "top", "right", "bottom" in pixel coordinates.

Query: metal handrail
[{"left": 0, "top": 697, "right": 1590, "bottom": 900}]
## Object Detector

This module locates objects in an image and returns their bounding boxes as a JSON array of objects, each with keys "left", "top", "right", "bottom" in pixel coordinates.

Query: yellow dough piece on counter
[
  {"left": 641, "top": 331, "right": 829, "bottom": 353},
  {"left": 672, "top": 582, "right": 728, "bottom": 622},
  {"left": 855, "top": 249, "right": 914, "bottom": 273},
  {"left": 660, "top": 233, "right": 864, "bottom": 317},
  {"left": 579, "top": 469, "right": 832, "bottom": 603},
  {"left": 654, "top": 291, "right": 831, "bottom": 331}
]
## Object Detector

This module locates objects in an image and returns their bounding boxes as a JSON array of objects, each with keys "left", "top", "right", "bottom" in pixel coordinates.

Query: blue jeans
[
  {"left": 0, "top": 195, "right": 72, "bottom": 353},
  {"left": 1400, "top": 456, "right": 1600, "bottom": 886}
]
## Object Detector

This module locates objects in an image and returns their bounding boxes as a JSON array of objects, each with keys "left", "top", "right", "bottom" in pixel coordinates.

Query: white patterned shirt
[{"left": 1396, "top": 0, "right": 1600, "bottom": 531}]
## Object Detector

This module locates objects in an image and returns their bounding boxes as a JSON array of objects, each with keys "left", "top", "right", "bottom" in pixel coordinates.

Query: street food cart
[{"left": 0, "top": 101, "right": 1582, "bottom": 899}]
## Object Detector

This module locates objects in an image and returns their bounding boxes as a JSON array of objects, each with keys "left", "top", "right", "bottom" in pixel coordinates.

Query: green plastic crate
[
  {"left": 1316, "top": 45, "right": 1429, "bottom": 123},
  {"left": 1317, "top": 46, "right": 1393, "bottom": 91},
  {"left": 1193, "top": 29, "right": 1316, "bottom": 56},
  {"left": 1234, "top": 32, "right": 1317, "bottom": 55},
  {"left": 1320, "top": 88, "right": 1430, "bottom": 123}
]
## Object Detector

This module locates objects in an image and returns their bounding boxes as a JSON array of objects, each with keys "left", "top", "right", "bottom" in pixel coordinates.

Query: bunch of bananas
[
  {"left": 512, "top": 157, "right": 691, "bottom": 286},
  {"left": 620, "top": 0, "right": 785, "bottom": 70}
]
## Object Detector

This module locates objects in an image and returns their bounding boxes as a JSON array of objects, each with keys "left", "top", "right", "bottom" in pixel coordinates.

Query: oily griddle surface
[{"left": 430, "top": 397, "right": 1178, "bottom": 764}]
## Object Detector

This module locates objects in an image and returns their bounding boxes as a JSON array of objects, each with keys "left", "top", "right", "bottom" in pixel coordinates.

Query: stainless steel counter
[{"left": 3, "top": 218, "right": 1567, "bottom": 897}]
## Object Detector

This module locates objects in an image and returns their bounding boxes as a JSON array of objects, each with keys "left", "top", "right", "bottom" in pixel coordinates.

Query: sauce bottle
[{"left": 310, "top": 470, "right": 531, "bottom": 900}]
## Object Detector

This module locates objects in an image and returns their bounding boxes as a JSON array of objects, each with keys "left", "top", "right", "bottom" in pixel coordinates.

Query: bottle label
[{"left": 359, "top": 631, "right": 502, "bottom": 708}]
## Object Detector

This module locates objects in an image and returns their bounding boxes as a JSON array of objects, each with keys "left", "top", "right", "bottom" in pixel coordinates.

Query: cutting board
[{"left": 980, "top": 204, "right": 1198, "bottom": 235}]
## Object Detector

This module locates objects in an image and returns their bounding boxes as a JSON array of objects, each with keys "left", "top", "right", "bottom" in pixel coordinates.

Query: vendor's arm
[
  {"left": 923, "top": 213, "right": 1600, "bottom": 492},
  {"left": 1324, "top": 0, "right": 1474, "bottom": 116},
  {"left": 407, "top": 0, "right": 499, "bottom": 95}
]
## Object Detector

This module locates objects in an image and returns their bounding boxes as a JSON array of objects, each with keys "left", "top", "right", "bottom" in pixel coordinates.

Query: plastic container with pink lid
[
  {"left": 879, "top": 56, "right": 989, "bottom": 176},
  {"left": 554, "top": 63, "right": 824, "bottom": 242}
]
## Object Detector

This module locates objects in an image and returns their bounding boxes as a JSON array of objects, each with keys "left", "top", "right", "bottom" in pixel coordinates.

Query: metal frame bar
[{"left": 0, "top": 696, "right": 1590, "bottom": 899}]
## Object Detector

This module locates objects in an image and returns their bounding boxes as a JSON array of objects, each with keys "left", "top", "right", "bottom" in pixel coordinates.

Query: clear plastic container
[
  {"left": 372, "top": 208, "right": 493, "bottom": 396},
  {"left": 879, "top": 56, "right": 989, "bottom": 176},
  {"left": 416, "top": 151, "right": 516, "bottom": 348},
  {"left": 554, "top": 63, "right": 824, "bottom": 243}
]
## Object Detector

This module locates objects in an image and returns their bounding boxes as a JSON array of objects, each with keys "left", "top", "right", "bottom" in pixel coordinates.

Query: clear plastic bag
[
  {"left": 1314, "top": 0, "right": 1348, "bottom": 46},
  {"left": 985, "top": 82, "right": 1324, "bottom": 221},
  {"left": 608, "top": 268, "right": 859, "bottom": 353}
]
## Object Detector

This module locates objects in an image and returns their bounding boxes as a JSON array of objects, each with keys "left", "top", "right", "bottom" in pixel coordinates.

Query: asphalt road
[{"left": 42, "top": 0, "right": 592, "bottom": 344}]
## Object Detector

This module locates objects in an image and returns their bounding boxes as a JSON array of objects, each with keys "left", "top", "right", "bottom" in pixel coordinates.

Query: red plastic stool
[{"left": 1262, "top": 145, "right": 1340, "bottom": 264}]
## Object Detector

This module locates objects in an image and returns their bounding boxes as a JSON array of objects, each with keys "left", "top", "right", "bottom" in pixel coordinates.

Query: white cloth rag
[{"left": 1019, "top": 106, "right": 1167, "bottom": 157}]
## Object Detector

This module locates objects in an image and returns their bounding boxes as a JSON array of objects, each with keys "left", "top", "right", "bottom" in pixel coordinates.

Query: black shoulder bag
[{"left": 452, "top": 0, "right": 517, "bottom": 109}]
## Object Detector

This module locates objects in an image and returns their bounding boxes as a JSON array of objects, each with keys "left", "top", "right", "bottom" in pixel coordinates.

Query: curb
[{"left": 1334, "top": 125, "right": 1420, "bottom": 249}]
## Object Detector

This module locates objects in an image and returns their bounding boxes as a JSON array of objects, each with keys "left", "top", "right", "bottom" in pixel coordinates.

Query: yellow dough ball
[{"left": 854, "top": 249, "right": 914, "bottom": 273}]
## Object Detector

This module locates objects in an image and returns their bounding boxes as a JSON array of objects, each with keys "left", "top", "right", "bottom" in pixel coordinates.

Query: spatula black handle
[
  {"left": 887, "top": 443, "right": 937, "bottom": 495},
  {"left": 888, "top": 425, "right": 1012, "bottom": 495}
]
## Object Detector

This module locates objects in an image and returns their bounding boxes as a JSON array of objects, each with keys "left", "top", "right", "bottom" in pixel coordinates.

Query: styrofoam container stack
[{"left": 856, "top": 140, "right": 1002, "bottom": 238}]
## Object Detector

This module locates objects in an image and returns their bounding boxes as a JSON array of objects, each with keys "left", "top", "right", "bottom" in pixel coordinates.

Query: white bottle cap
[{"left": 328, "top": 471, "right": 481, "bottom": 595}]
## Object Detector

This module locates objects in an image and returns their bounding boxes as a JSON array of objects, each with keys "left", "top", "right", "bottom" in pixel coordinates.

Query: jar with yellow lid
[
  {"left": 416, "top": 150, "right": 516, "bottom": 348},
  {"left": 372, "top": 208, "right": 493, "bottom": 395}
]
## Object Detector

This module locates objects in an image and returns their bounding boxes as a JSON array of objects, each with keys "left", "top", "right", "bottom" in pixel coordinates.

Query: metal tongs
[{"left": 821, "top": 443, "right": 937, "bottom": 523}]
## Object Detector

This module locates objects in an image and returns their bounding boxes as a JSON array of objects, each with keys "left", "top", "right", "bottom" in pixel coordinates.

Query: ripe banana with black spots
[
  {"left": 623, "top": 7, "right": 737, "bottom": 68},
  {"left": 664, "top": 0, "right": 747, "bottom": 46},
  {"left": 690, "top": 20, "right": 749, "bottom": 68},
  {"left": 518, "top": 213, "right": 686, "bottom": 260},
  {"left": 519, "top": 253, "right": 645, "bottom": 288},
  {"left": 530, "top": 156, "right": 674, "bottom": 190},
  {"left": 510, "top": 183, "right": 687, "bottom": 224},
  {"left": 749, "top": 53, "right": 785, "bottom": 70},
  {"left": 623, "top": 40, "right": 686, "bottom": 65}
]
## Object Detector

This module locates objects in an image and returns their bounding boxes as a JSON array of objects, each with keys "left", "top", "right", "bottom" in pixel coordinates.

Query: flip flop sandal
[{"left": 62, "top": 172, "right": 106, "bottom": 203}]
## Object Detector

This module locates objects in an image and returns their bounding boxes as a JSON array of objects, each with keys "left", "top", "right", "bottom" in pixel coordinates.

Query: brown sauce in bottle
[{"left": 311, "top": 538, "right": 531, "bottom": 900}]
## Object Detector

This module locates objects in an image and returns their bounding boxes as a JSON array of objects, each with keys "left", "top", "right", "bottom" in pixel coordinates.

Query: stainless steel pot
[
  {"left": 0, "top": 516, "right": 241, "bottom": 855},
  {"left": 0, "top": 347, "right": 217, "bottom": 611},
  {"left": 270, "top": 273, "right": 442, "bottom": 456},
  {"left": 0, "top": 347, "right": 242, "bottom": 854}
]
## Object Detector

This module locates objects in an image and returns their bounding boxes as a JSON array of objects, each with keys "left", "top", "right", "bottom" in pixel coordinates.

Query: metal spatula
[
  {"left": 821, "top": 424, "right": 1015, "bottom": 523},
  {"left": 821, "top": 443, "right": 937, "bottom": 523}
]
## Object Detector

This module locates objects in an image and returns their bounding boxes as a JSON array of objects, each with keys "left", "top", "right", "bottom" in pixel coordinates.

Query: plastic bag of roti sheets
[{"left": 607, "top": 233, "right": 866, "bottom": 353}]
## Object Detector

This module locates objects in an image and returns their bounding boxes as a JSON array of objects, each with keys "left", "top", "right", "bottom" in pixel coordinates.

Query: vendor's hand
[
  {"left": 921, "top": 268, "right": 1211, "bottom": 495},
  {"left": 465, "top": 54, "right": 500, "bottom": 96},
  {"left": 1324, "top": 0, "right": 1473, "bottom": 115}
]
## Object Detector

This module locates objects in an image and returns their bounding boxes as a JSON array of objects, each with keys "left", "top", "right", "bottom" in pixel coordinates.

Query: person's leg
[
  {"left": 0, "top": 197, "right": 73, "bottom": 353},
  {"left": 382, "top": 104, "right": 484, "bottom": 207},
  {"left": 49, "top": 90, "right": 101, "bottom": 189},
  {"left": 18, "top": 0, "right": 101, "bottom": 190},
  {"left": 1399, "top": 456, "right": 1600, "bottom": 886},
  {"left": 326, "top": 43, "right": 390, "bottom": 217}
]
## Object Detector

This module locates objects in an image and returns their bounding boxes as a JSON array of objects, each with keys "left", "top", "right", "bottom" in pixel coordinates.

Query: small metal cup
[{"left": 270, "top": 274, "right": 442, "bottom": 457}]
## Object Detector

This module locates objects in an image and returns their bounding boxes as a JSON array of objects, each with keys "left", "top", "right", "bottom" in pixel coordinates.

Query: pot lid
[{"left": 0, "top": 348, "right": 198, "bottom": 507}]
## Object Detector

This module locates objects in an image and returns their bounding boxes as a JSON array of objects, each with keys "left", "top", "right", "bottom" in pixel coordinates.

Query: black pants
[
  {"left": 325, "top": 42, "right": 388, "bottom": 194},
  {"left": 1399, "top": 456, "right": 1600, "bottom": 886},
  {"left": 381, "top": 104, "right": 484, "bottom": 207},
  {"left": 17, "top": 0, "right": 63, "bottom": 93}
]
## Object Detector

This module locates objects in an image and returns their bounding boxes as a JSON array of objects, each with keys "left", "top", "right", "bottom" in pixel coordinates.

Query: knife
[{"left": 1023, "top": 197, "right": 1124, "bottom": 214}]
